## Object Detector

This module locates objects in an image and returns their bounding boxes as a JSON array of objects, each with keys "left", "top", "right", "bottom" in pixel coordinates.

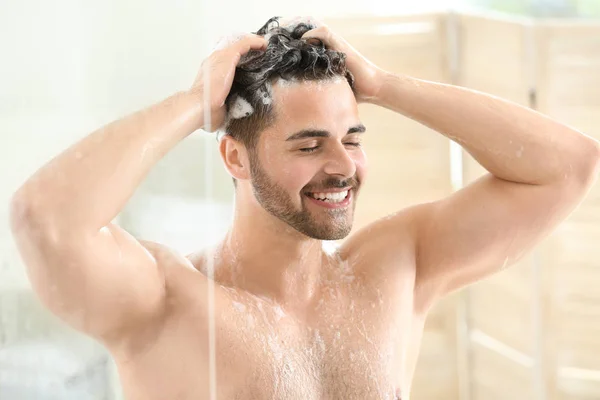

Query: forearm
[
  {"left": 374, "top": 73, "right": 600, "bottom": 185},
  {"left": 12, "top": 90, "right": 203, "bottom": 233}
]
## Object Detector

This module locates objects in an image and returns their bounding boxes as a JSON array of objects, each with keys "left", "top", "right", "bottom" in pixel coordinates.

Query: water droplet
[
  {"left": 516, "top": 145, "right": 524, "bottom": 158},
  {"left": 232, "top": 301, "right": 246, "bottom": 313}
]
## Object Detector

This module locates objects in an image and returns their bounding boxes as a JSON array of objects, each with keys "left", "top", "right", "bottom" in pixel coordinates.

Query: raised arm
[
  {"left": 9, "top": 34, "right": 267, "bottom": 343},
  {"left": 302, "top": 22, "right": 600, "bottom": 314},
  {"left": 374, "top": 74, "right": 600, "bottom": 312}
]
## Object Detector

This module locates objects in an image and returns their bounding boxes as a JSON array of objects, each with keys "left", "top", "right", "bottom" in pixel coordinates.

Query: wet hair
[{"left": 223, "top": 16, "right": 355, "bottom": 154}]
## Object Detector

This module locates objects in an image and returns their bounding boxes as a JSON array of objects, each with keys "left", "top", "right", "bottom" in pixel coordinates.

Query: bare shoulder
[
  {"left": 139, "top": 241, "right": 212, "bottom": 301},
  {"left": 108, "top": 241, "right": 211, "bottom": 354},
  {"left": 337, "top": 205, "right": 424, "bottom": 285},
  {"left": 138, "top": 240, "right": 199, "bottom": 277}
]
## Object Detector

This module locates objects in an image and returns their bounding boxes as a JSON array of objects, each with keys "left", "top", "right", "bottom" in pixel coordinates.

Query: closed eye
[
  {"left": 300, "top": 147, "right": 320, "bottom": 153},
  {"left": 301, "top": 143, "right": 361, "bottom": 153}
]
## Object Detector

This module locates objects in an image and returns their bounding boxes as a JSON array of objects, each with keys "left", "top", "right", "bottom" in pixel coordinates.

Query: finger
[
  {"left": 213, "top": 32, "right": 267, "bottom": 53},
  {"left": 212, "top": 32, "right": 246, "bottom": 51},
  {"left": 304, "top": 36, "right": 324, "bottom": 47},
  {"left": 234, "top": 34, "right": 268, "bottom": 54},
  {"left": 301, "top": 26, "right": 332, "bottom": 47}
]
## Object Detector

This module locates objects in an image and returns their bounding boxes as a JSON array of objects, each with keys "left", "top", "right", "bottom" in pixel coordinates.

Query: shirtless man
[{"left": 9, "top": 16, "right": 600, "bottom": 400}]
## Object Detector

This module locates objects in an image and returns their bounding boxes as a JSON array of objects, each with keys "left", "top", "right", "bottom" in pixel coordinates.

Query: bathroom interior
[{"left": 1, "top": 0, "right": 600, "bottom": 399}]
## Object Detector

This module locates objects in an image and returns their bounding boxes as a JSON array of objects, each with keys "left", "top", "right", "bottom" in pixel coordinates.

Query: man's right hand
[
  {"left": 190, "top": 34, "right": 267, "bottom": 132},
  {"left": 7, "top": 31, "right": 268, "bottom": 350}
]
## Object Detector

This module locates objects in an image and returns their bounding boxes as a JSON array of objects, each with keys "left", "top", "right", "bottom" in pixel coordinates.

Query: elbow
[
  {"left": 10, "top": 191, "right": 92, "bottom": 252},
  {"left": 9, "top": 191, "right": 58, "bottom": 243},
  {"left": 544, "top": 136, "right": 600, "bottom": 191},
  {"left": 578, "top": 139, "right": 600, "bottom": 185},
  {"left": 589, "top": 139, "right": 600, "bottom": 171},
  {"left": 9, "top": 192, "right": 37, "bottom": 234}
]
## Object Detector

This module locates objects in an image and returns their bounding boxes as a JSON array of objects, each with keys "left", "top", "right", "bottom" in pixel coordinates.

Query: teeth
[{"left": 308, "top": 190, "right": 349, "bottom": 203}]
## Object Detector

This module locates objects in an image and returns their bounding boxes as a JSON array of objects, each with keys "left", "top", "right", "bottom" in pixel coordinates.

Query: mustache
[{"left": 304, "top": 176, "right": 359, "bottom": 192}]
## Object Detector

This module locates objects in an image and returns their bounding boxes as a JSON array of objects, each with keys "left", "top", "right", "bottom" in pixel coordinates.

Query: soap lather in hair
[
  {"left": 11, "top": 9, "right": 596, "bottom": 400},
  {"left": 222, "top": 16, "right": 355, "bottom": 129}
]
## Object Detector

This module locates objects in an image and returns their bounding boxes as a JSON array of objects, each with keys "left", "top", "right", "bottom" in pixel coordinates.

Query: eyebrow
[{"left": 285, "top": 124, "right": 367, "bottom": 141}]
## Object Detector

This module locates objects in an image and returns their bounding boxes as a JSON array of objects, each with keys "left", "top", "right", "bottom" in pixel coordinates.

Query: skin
[{"left": 9, "top": 21, "right": 600, "bottom": 400}]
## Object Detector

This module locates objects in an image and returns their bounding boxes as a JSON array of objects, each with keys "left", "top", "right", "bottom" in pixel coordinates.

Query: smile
[{"left": 304, "top": 190, "right": 352, "bottom": 208}]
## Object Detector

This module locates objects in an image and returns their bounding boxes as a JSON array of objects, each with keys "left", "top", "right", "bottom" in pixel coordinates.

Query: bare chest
[
  {"left": 217, "top": 286, "right": 406, "bottom": 400},
  {"left": 117, "top": 271, "right": 416, "bottom": 400}
]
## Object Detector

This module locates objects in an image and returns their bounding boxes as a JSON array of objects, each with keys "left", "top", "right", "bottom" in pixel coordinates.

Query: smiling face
[{"left": 241, "top": 78, "right": 367, "bottom": 240}]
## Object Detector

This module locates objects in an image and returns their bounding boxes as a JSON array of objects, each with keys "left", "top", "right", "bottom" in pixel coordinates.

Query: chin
[{"left": 313, "top": 224, "right": 353, "bottom": 241}]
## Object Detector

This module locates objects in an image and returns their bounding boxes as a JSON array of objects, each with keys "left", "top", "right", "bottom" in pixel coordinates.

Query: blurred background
[{"left": 1, "top": 0, "right": 599, "bottom": 399}]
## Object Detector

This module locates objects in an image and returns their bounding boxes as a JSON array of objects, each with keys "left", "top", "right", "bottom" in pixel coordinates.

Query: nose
[{"left": 322, "top": 142, "right": 357, "bottom": 179}]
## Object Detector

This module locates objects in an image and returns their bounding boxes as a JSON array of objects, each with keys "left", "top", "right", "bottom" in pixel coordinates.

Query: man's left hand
[{"left": 300, "top": 20, "right": 388, "bottom": 104}]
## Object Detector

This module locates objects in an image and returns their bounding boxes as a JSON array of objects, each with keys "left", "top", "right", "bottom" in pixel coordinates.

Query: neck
[{"left": 216, "top": 195, "right": 330, "bottom": 309}]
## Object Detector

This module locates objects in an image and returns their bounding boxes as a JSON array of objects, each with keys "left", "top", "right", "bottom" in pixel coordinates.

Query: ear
[{"left": 219, "top": 135, "right": 251, "bottom": 181}]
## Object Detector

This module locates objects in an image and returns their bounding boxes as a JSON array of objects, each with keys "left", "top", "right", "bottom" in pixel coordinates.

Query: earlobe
[{"left": 219, "top": 136, "right": 250, "bottom": 181}]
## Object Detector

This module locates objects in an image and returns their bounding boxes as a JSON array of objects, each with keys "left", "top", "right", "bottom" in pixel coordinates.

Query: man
[{"left": 9, "top": 16, "right": 600, "bottom": 400}]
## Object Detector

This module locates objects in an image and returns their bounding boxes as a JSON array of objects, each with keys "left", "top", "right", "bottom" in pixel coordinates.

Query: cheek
[
  {"left": 275, "top": 159, "right": 315, "bottom": 191},
  {"left": 287, "top": 160, "right": 322, "bottom": 191},
  {"left": 353, "top": 150, "right": 368, "bottom": 178}
]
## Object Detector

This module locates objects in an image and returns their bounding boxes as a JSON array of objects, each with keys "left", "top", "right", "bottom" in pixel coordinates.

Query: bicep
[
  {"left": 414, "top": 173, "right": 584, "bottom": 311},
  {"left": 16, "top": 222, "right": 168, "bottom": 341}
]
